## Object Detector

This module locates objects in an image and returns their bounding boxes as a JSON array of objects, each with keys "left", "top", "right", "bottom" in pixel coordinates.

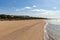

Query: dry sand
[{"left": 0, "top": 19, "right": 45, "bottom": 40}]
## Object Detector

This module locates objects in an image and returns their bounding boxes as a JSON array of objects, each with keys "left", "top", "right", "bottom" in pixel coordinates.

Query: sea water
[{"left": 45, "top": 19, "right": 60, "bottom": 40}]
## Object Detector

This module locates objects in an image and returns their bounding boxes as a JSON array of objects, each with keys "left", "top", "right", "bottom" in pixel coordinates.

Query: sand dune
[{"left": 0, "top": 19, "right": 45, "bottom": 40}]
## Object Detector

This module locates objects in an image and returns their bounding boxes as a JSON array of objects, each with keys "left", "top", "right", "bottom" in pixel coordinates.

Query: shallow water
[{"left": 46, "top": 23, "right": 60, "bottom": 40}]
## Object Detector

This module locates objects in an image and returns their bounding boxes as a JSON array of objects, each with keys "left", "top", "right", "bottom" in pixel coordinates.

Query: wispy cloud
[
  {"left": 30, "top": 8, "right": 60, "bottom": 18},
  {"left": 52, "top": 7, "right": 57, "bottom": 9},
  {"left": 32, "top": 5, "right": 36, "bottom": 7},
  {"left": 16, "top": 9, "right": 20, "bottom": 11},
  {"left": 15, "top": 6, "right": 32, "bottom": 11},
  {"left": 15, "top": 5, "right": 60, "bottom": 18},
  {"left": 31, "top": 9, "right": 47, "bottom": 13},
  {"left": 31, "top": 9, "right": 40, "bottom": 12},
  {"left": 15, "top": 5, "right": 37, "bottom": 12},
  {"left": 25, "top": 7, "right": 32, "bottom": 9}
]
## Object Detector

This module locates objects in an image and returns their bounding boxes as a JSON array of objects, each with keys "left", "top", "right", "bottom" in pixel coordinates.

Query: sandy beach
[{"left": 0, "top": 19, "right": 45, "bottom": 40}]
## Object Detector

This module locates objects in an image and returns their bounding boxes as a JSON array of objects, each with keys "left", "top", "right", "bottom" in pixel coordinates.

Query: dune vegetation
[{"left": 0, "top": 14, "right": 47, "bottom": 20}]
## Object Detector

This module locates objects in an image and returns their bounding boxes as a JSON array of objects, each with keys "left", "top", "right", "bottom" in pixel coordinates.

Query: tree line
[{"left": 0, "top": 14, "right": 47, "bottom": 20}]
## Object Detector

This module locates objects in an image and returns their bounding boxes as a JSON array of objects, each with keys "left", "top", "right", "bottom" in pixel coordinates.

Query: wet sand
[{"left": 0, "top": 19, "right": 45, "bottom": 40}]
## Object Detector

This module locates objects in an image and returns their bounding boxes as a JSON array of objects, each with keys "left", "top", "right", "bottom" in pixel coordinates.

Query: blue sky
[{"left": 0, "top": 0, "right": 60, "bottom": 18}]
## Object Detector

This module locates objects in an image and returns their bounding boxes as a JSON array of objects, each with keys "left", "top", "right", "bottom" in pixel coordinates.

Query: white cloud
[
  {"left": 31, "top": 9, "right": 40, "bottom": 12},
  {"left": 33, "top": 5, "right": 36, "bottom": 7},
  {"left": 15, "top": 5, "right": 37, "bottom": 12},
  {"left": 25, "top": 7, "right": 32, "bottom": 9},
  {"left": 15, "top": 6, "right": 60, "bottom": 18},
  {"left": 16, "top": 9, "right": 20, "bottom": 11},
  {"left": 15, "top": 7, "right": 32, "bottom": 11},
  {"left": 30, "top": 8, "right": 60, "bottom": 18},
  {"left": 41, "top": 10, "right": 60, "bottom": 18},
  {"left": 31, "top": 9, "right": 47, "bottom": 12},
  {"left": 16, "top": 6, "right": 32, "bottom": 11},
  {"left": 53, "top": 7, "right": 57, "bottom": 9}
]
